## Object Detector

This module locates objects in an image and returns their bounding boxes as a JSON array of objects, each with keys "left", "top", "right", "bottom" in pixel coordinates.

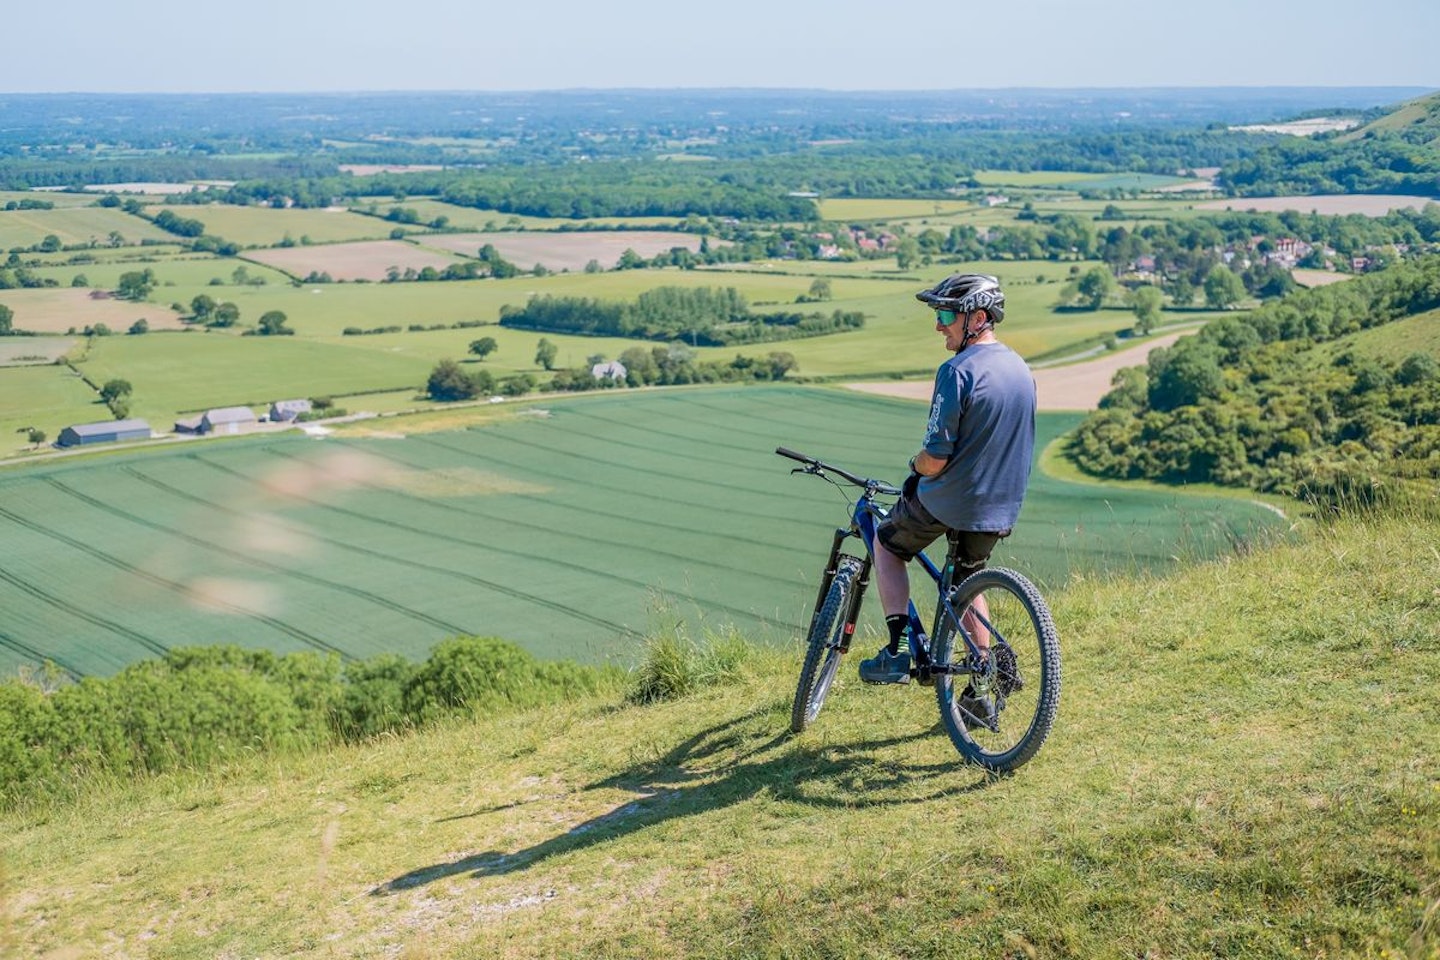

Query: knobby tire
[
  {"left": 933, "top": 567, "right": 1061, "bottom": 773},
  {"left": 790, "top": 557, "right": 861, "bottom": 733}
]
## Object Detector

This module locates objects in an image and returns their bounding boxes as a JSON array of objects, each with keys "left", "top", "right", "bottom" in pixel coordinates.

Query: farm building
[
  {"left": 57, "top": 418, "right": 152, "bottom": 447},
  {"left": 200, "top": 407, "right": 258, "bottom": 435},
  {"left": 269, "top": 399, "right": 312, "bottom": 422}
]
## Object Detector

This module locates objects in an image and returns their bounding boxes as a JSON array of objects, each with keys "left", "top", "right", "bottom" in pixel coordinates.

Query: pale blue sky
[{"left": 2, "top": 0, "right": 1436, "bottom": 93}]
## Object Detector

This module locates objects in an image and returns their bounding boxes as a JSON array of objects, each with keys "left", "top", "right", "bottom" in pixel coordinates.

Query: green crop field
[
  {"left": 73, "top": 332, "right": 431, "bottom": 422},
  {"left": 0, "top": 384, "right": 1285, "bottom": 678},
  {"left": 141, "top": 204, "right": 396, "bottom": 248},
  {"left": 0, "top": 190, "right": 99, "bottom": 209},
  {"left": 0, "top": 206, "right": 170, "bottom": 249},
  {"left": 30, "top": 253, "right": 294, "bottom": 290},
  {"left": 0, "top": 363, "right": 106, "bottom": 448}
]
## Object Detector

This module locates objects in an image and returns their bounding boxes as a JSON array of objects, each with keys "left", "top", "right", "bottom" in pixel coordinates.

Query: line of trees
[{"left": 498, "top": 287, "right": 863, "bottom": 347}]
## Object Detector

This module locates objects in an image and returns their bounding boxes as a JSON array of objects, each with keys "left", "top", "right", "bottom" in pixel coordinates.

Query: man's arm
[{"left": 909, "top": 450, "right": 947, "bottom": 477}]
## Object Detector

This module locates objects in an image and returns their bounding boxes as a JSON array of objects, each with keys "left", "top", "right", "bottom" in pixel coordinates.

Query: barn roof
[
  {"left": 66, "top": 419, "right": 152, "bottom": 437},
  {"left": 203, "top": 406, "right": 257, "bottom": 424}
]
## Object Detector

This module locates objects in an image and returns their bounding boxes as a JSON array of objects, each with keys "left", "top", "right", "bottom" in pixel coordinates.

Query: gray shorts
[{"left": 876, "top": 493, "right": 1008, "bottom": 577}]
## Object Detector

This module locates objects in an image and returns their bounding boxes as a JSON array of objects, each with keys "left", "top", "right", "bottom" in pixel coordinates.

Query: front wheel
[
  {"left": 791, "top": 556, "right": 862, "bottom": 733},
  {"left": 932, "top": 567, "right": 1060, "bottom": 773}
]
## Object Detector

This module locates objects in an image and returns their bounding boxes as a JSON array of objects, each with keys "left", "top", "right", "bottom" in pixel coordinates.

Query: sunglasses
[{"left": 935, "top": 309, "right": 962, "bottom": 326}]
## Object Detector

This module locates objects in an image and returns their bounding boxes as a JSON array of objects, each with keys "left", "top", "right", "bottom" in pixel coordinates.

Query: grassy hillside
[
  {"left": 4, "top": 512, "right": 1435, "bottom": 958},
  {"left": 1345, "top": 91, "right": 1440, "bottom": 146}
]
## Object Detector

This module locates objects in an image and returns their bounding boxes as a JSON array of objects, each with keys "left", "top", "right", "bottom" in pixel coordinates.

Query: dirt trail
[{"left": 845, "top": 331, "right": 1189, "bottom": 411}]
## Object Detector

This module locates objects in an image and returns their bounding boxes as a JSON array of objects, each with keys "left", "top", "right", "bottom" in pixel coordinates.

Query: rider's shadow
[{"left": 373, "top": 704, "right": 995, "bottom": 895}]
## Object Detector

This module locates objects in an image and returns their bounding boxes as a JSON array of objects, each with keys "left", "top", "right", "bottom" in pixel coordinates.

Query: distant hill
[
  {"left": 1343, "top": 89, "right": 1440, "bottom": 146},
  {"left": 1219, "top": 89, "right": 1440, "bottom": 197}
]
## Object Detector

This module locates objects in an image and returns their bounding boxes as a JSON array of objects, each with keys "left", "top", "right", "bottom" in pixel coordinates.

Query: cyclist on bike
[{"left": 860, "top": 273, "right": 1036, "bottom": 715}]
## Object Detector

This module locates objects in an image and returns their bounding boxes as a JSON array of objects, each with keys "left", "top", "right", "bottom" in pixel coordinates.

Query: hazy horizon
[{"left": 1, "top": 0, "right": 1435, "bottom": 95}]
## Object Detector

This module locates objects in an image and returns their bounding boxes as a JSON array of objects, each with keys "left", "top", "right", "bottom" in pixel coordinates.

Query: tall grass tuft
[{"left": 627, "top": 618, "right": 756, "bottom": 705}]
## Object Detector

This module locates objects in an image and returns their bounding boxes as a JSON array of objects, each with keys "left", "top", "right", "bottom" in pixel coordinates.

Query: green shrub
[
  {"left": 403, "top": 635, "right": 605, "bottom": 722},
  {"left": 339, "top": 654, "right": 417, "bottom": 740},
  {"left": 0, "top": 682, "right": 53, "bottom": 799},
  {"left": 0, "top": 638, "right": 616, "bottom": 810}
]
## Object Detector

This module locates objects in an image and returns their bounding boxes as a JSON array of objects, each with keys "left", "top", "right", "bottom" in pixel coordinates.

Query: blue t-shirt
[{"left": 917, "top": 342, "right": 1036, "bottom": 532}]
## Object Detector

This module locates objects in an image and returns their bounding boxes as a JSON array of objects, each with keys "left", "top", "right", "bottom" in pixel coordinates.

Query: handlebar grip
[{"left": 774, "top": 446, "right": 814, "bottom": 464}]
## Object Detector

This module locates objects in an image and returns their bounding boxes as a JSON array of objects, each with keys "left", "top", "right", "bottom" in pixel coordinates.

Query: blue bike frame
[{"left": 806, "top": 475, "right": 985, "bottom": 682}]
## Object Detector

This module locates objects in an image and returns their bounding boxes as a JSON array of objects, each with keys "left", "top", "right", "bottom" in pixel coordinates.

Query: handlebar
[{"left": 775, "top": 446, "right": 903, "bottom": 497}]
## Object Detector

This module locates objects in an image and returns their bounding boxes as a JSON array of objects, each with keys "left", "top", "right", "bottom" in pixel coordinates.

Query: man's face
[{"left": 935, "top": 309, "right": 979, "bottom": 351}]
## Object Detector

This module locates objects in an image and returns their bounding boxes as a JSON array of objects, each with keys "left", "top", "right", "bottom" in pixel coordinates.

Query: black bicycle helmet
[{"left": 916, "top": 273, "right": 1006, "bottom": 324}]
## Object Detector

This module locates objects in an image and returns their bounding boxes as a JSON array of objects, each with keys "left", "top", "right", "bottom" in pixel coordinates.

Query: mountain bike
[{"left": 777, "top": 447, "right": 1061, "bottom": 773}]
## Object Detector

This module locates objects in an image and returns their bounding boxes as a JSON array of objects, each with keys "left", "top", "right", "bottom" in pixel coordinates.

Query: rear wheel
[
  {"left": 932, "top": 567, "right": 1060, "bottom": 772},
  {"left": 791, "top": 557, "right": 862, "bottom": 733}
]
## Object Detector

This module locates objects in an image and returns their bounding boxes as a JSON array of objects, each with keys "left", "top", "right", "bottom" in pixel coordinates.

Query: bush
[
  {"left": 403, "top": 636, "right": 604, "bottom": 723},
  {"left": 0, "top": 638, "right": 617, "bottom": 809},
  {"left": 339, "top": 654, "right": 416, "bottom": 740}
]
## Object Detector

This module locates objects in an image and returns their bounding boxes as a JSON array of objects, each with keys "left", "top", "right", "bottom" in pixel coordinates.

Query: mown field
[
  {"left": 0, "top": 364, "right": 106, "bottom": 447},
  {"left": 0, "top": 385, "right": 1286, "bottom": 678},
  {"left": 0, "top": 287, "right": 185, "bottom": 333},
  {"left": 419, "top": 230, "right": 707, "bottom": 273},
  {"left": 243, "top": 239, "right": 468, "bottom": 281},
  {"left": 141, "top": 203, "right": 397, "bottom": 247},
  {"left": 0, "top": 206, "right": 171, "bottom": 249}
]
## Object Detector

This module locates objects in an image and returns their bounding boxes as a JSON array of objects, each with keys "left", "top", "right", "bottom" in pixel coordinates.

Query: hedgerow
[{"left": 0, "top": 636, "right": 619, "bottom": 809}]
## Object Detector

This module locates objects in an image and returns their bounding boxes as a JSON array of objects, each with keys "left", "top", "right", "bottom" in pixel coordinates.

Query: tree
[
  {"left": 211, "top": 302, "right": 241, "bottom": 328},
  {"left": 1203, "top": 265, "right": 1246, "bottom": 310},
  {"left": 807, "top": 278, "right": 832, "bottom": 302},
  {"left": 38, "top": 234, "right": 61, "bottom": 253},
  {"left": 1129, "top": 285, "right": 1164, "bottom": 335},
  {"left": 535, "top": 337, "right": 558, "bottom": 371},
  {"left": 257, "top": 311, "right": 292, "bottom": 336},
  {"left": 100, "top": 379, "right": 133, "bottom": 404},
  {"left": 128, "top": 318, "right": 149, "bottom": 335},
  {"left": 468, "top": 336, "right": 498, "bottom": 360},
  {"left": 110, "top": 398, "right": 131, "bottom": 419},
  {"left": 190, "top": 294, "right": 217, "bottom": 322},
  {"left": 1076, "top": 267, "right": 1115, "bottom": 310},
  {"left": 0, "top": 303, "right": 12, "bottom": 335},
  {"left": 116, "top": 269, "right": 155, "bottom": 301},
  {"left": 426, "top": 359, "right": 479, "bottom": 402},
  {"left": 615, "top": 248, "right": 646, "bottom": 271},
  {"left": 26, "top": 428, "right": 45, "bottom": 448},
  {"left": 895, "top": 237, "right": 922, "bottom": 270}
]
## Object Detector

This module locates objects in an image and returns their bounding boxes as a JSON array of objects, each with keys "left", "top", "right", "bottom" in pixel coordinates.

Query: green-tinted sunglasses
[{"left": 935, "top": 309, "right": 961, "bottom": 326}]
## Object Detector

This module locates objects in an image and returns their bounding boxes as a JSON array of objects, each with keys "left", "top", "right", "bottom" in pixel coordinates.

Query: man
[{"left": 859, "top": 273, "right": 1036, "bottom": 695}]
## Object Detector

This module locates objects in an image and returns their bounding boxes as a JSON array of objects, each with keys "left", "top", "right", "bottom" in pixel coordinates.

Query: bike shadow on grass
[{"left": 373, "top": 704, "right": 998, "bottom": 895}]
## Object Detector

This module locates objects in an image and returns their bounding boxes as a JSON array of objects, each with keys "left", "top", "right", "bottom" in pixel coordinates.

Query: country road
[{"left": 845, "top": 330, "right": 1189, "bottom": 410}]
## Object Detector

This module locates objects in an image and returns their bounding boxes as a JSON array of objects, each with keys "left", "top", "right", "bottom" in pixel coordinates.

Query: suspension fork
[
  {"left": 808, "top": 526, "right": 854, "bottom": 623},
  {"left": 807, "top": 526, "right": 871, "bottom": 654}
]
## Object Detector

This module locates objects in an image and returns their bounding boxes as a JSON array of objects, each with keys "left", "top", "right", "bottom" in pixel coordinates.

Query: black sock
[{"left": 885, "top": 615, "right": 908, "bottom": 654}]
